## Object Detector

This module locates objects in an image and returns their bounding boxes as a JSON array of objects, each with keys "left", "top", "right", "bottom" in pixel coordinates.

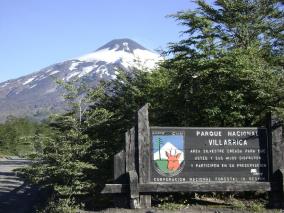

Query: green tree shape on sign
[{"left": 156, "top": 137, "right": 164, "bottom": 160}]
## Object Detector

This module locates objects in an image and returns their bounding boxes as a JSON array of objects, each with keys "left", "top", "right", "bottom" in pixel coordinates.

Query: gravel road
[{"left": 0, "top": 158, "right": 39, "bottom": 213}]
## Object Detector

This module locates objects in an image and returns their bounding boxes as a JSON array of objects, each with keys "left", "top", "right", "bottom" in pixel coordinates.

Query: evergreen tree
[
  {"left": 19, "top": 80, "right": 101, "bottom": 211},
  {"left": 161, "top": 0, "right": 284, "bottom": 126}
]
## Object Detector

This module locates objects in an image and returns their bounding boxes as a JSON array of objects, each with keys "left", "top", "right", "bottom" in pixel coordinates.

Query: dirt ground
[
  {"left": 82, "top": 201, "right": 283, "bottom": 213},
  {"left": 84, "top": 207, "right": 282, "bottom": 213},
  {"left": 91, "top": 207, "right": 246, "bottom": 213}
]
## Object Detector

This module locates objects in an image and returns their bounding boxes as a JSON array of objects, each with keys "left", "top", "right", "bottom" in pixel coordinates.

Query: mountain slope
[{"left": 0, "top": 39, "right": 162, "bottom": 121}]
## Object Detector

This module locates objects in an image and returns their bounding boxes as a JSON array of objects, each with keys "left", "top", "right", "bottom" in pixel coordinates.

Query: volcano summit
[{"left": 0, "top": 39, "right": 162, "bottom": 121}]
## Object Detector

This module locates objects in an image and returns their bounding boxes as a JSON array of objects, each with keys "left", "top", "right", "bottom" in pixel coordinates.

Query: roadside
[
  {"left": 87, "top": 202, "right": 282, "bottom": 213},
  {"left": 83, "top": 205, "right": 282, "bottom": 213},
  {"left": 83, "top": 194, "right": 282, "bottom": 213},
  {"left": 89, "top": 207, "right": 248, "bottom": 213},
  {"left": 0, "top": 157, "right": 40, "bottom": 213},
  {"left": 0, "top": 157, "right": 281, "bottom": 213}
]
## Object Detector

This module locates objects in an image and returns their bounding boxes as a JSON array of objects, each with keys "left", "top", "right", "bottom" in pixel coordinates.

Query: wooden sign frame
[{"left": 102, "top": 104, "right": 284, "bottom": 209}]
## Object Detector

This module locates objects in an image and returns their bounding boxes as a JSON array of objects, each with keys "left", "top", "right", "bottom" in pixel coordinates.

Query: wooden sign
[
  {"left": 151, "top": 127, "right": 269, "bottom": 182},
  {"left": 102, "top": 104, "right": 284, "bottom": 209}
]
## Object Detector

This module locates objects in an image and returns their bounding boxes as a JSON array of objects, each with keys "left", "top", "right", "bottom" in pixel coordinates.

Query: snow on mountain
[
  {"left": 153, "top": 142, "right": 184, "bottom": 163},
  {"left": 49, "top": 70, "right": 60, "bottom": 76},
  {"left": 0, "top": 39, "right": 162, "bottom": 89},
  {"left": 1, "top": 82, "right": 10, "bottom": 88},
  {"left": 77, "top": 44, "right": 160, "bottom": 70},
  {"left": 71, "top": 38, "right": 161, "bottom": 81},
  {"left": 0, "top": 38, "right": 162, "bottom": 122},
  {"left": 23, "top": 77, "right": 36, "bottom": 85},
  {"left": 0, "top": 38, "right": 162, "bottom": 88}
]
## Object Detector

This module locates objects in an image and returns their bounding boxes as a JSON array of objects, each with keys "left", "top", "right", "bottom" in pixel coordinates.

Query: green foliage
[
  {"left": 161, "top": 46, "right": 284, "bottom": 126},
  {"left": 39, "top": 197, "right": 81, "bottom": 213},
  {"left": 160, "top": 0, "right": 284, "bottom": 126},
  {"left": 0, "top": 117, "right": 50, "bottom": 156},
  {"left": 157, "top": 202, "right": 186, "bottom": 210},
  {"left": 19, "top": 80, "right": 114, "bottom": 211},
  {"left": 80, "top": 0, "right": 283, "bottom": 209},
  {"left": 20, "top": 0, "right": 283, "bottom": 211},
  {"left": 249, "top": 201, "right": 265, "bottom": 212},
  {"left": 229, "top": 198, "right": 246, "bottom": 210}
]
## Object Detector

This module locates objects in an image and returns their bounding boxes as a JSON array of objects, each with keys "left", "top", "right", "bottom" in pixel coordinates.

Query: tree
[
  {"left": 0, "top": 116, "right": 49, "bottom": 156},
  {"left": 83, "top": 2, "right": 283, "bottom": 207},
  {"left": 19, "top": 80, "right": 102, "bottom": 211},
  {"left": 19, "top": 1, "right": 283, "bottom": 210},
  {"left": 157, "top": 137, "right": 163, "bottom": 160},
  {"left": 160, "top": 0, "right": 284, "bottom": 126}
]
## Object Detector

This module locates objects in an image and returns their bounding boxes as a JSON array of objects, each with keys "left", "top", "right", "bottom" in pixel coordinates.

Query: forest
[{"left": 0, "top": 0, "right": 283, "bottom": 212}]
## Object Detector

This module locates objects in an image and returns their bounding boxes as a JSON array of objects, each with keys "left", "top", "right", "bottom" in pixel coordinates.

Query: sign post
[{"left": 103, "top": 104, "right": 284, "bottom": 209}]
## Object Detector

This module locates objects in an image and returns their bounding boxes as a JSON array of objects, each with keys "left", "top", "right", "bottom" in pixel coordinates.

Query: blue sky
[
  {"left": 153, "top": 135, "right": 184, "bottom": 152},
  {"left": 0, "top": 0, "right": 202, "bottom": 83}
]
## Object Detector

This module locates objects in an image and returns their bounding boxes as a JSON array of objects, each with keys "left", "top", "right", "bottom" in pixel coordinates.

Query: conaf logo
[{"left": 152, "top": 134, "right": 185, "bottom": 177}]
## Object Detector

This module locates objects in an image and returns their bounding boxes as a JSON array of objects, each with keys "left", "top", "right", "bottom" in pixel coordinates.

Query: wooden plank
[
  {"left": 266, "top": 113, "right": 284, "bottom": 208},
  {"left": 125, "top": 128, "right": 136, "bottom": 172},
  {"left": 138, "top": 104, "right": 151, "bottom": 183},
  {"left": 137, "top": 104, "right": 151, "bottom": 207},
  {"left": 129, "top": 170, "right": 139, "bottom": 198},
  {"left": 113, "top": 150, "right": 128, "bottom": 207},
  {"left": 271, "top": 119, "right": 284, "bottom": 175},
  {"left": 129, "top": 170, "right": 140, "bottom": 208},
  {"left": 139, "top": 182, "right": 271, "bottom": 192},
  {"left": 101, "top": 184, "right": 129, "bottom": 194},
  {"left": 269, "top": 169, "right": 284, "bottom": 208},
  {"left": 125, "top": 130, "right": 130, "bottom": 172},
  {"left": 140, "top": 195, "right": 151, "bottom": 209},
  {"left": 266, "top": 112, "right": 284, "bottom": 176},
  {"left": 280, "top": 169, "right": 284, "bottom": 193},
  {"left": 114, "top": 150, "right": 125, "bottom": 181},
  {"left": 102, "top": 182, "right": 272, "bottom": 194},
  {"left": 114, "top": 150, "right": 126, "bottom": 182}
]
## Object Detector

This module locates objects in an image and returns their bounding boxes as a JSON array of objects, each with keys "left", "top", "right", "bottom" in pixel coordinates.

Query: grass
[
  {"left": 158, "top": 202, "right": 187, "bottom": 210},
  {"left": 0, "top": 149, "right": 13, "bottom": 157},
  {"left": 153, "top": 193, "right": 281, "bottom": 212},
  {"left": 229, "top": 198, "right": 246, "bottom": 210},
  {"left": 249, "top": 202, "right": 265, "bottom": 212},
  {"left": 0, "top": 144, "right": 34, "bottom": 158}
]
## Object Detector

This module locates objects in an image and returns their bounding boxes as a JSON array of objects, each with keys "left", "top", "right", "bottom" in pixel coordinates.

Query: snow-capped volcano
[
  {"left": 0, "top": 39, "right": 162, "bottom": 121},
  {"left": 77, "top": 38, "right": 160, "bottom": 71},
  {"left": 97, "top": 38, "right": 148, "bottom": 53}
]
